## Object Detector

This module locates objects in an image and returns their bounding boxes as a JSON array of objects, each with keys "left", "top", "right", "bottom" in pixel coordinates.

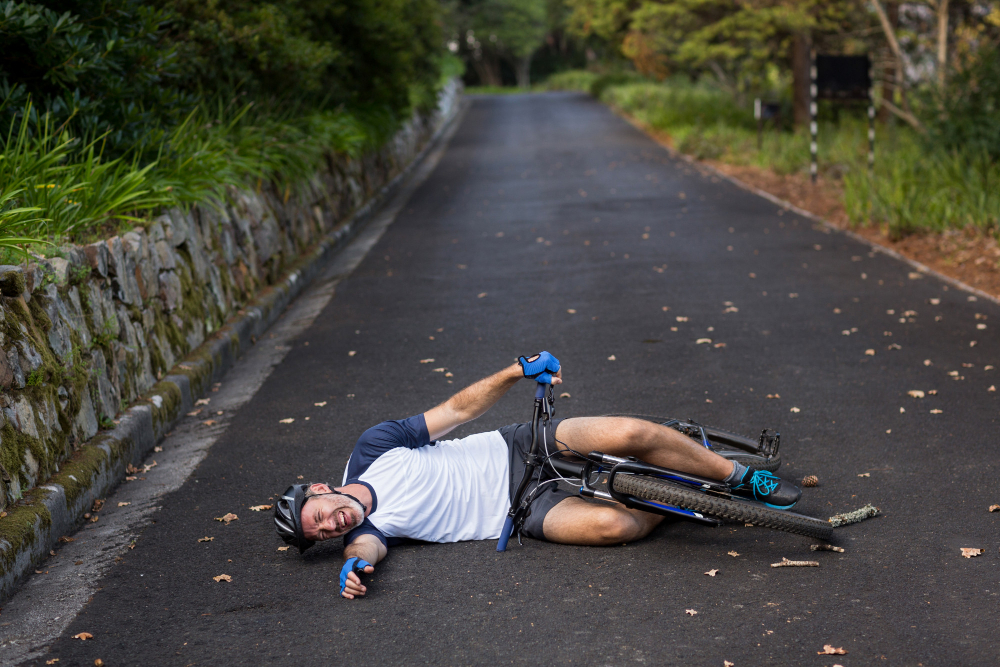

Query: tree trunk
[
  {"left": 879, "top": 2, "right": 898, "bottom": 122},
  {"left": 792, "top": 32, "right": 811, "bottom": 128},
  {"left": 515, "top": 55, "right": 532, "bottom": 89},
  {"left": 937, "top": 0, "right": 949, "bottom": 89},
  {"left": 472, "top": 53, "right": 503, "bottom": 87}
]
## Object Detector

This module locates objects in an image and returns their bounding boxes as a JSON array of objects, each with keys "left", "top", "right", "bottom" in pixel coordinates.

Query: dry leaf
[
  {"left": 930, "top": 409, "right": 943, "bottom": 414},
  {"left": 696, "top": 338, "right": 712, "bottom": 344},
  {"left": 908, "top": 272, "right": 924, "bottom": 280},
  {"left": 433, "top": 367, "right": 446, "bottom": 372},
  {"left": 202, "top": 419, "right": 216, "bottom": 426},
  {"left": 685, "top": 609, "right": 698, "bottom": 616},
  {"left": 907, "top": 390, "right": 925, "bottom": 398},
  {"left": 705, "top": 569, "right": 719, "bottom": 577},
  {"left": 560, "top": 392, "right": 571, "bottom": 398},
  {"left": 198, "top": 536, "right": 214, "bottom": 542},
  {"left": 766, "top": 393, "right": 780, "bottom": 399},
  {"left": 46, "top": 660, "right": 59, "bottom": 665},
  {"left": 899, "top": 407, "right": 906, "bottom": 413},
  {"left": 348, "top": 351, "right": 356, "bottom": 357},
  {"left": 724, "top": 662, "right": 734, "bottom": 667},
  {"left": 186, "top": 409, "right": 202, "bottom": 417},
  {"left": 961, "top": 548, "right": 984, "bottom": 558},
  {"left": 728, "top": 551, "right": 739, "bottom": 557},
  {"left": 154, "top": 446, "right": 162, "bottom": 452},
  {"left": 215, "top": 513, "right": 238, "bottom": 525},
  {"left": 58, "top": 536, "right": 75, "bottom": 543},
  {"left": 477, "top": 292, "right": 487, "bottom": 298},
  {"left": 714, "top": 343, "right": 726, "bottom": 348},
  {"left": 195, "top": 398, "right": 211, "bottom": 406},
  {"left": 278, "top": 546, "right": 290, "bottom": 551},
  {"left": 73, "top": 632, "right": 94, "bottom": 641},
  {"left": 676, "top": 316, "right": 688, "bottom": 322},
  {"left": 279, "top": 418, "right": 295, "bottom": 424},
  {"left": 989, "top": 386, "right": 996, "bottom": 392},
  {"left": 142, "top": 461, "right": 157, "bottom": 473},
  {"left": 117, "top": 502, "right": 130, "bottom": 507},
  {"left": 989, "top": 505, "right": 1000, "bottom": 512},
  {"left": 607, "top": 355, "right": 616, "bottom": 361},
  {"left": 314, "top": 401, "right": 327, "bottom": 407},
  {"left": 250, "top": 505, "right": 273, "bottom": 511},
  {"left": 818, "top": 645, "right": 847, "bottom": 655},
  {"left": 865, "top": 349, "right": 875, "bottom": 356},
  {"left": 858, "top": 473, "right": 870, "bottom": 477},
  {"left": 928, "top": 389, "right": 938, "bottom": 395},
  {"left": 419, "top": 358, "right": 435, "bottom": 364},
  {"left": 213, "top": 574, "right": 232, "bottom": 582},
  {"left": 790, "top": 407, "right": 800, "bottom": 413},
  {"left": 567, "top": 309, "right": 576, "bottom": 314},
  {"left": 95, "top": 660, "right": 104, "bottom": 667}
]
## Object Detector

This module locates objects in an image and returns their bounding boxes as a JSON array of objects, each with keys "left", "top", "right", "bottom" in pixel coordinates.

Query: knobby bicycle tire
[
  {"left": 612, "top": 474, "right": 832, "bottom": 540},
  {"left": 603, "top": 414, "right": 781, "bottom": 472}
]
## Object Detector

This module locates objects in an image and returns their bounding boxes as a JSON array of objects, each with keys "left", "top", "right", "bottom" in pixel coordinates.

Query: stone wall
[{"left": 0, "top": 81, "right": 459, "bottom": 510}]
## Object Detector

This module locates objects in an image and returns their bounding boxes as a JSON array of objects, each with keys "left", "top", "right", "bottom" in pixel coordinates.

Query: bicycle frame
[{"left": 497, "top": 382, "right": 740, "bottom": 552}]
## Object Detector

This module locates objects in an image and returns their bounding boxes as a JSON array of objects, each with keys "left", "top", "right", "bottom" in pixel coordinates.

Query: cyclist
[{"left": 274, "top": 352, "right": 801, "bottom": 599}]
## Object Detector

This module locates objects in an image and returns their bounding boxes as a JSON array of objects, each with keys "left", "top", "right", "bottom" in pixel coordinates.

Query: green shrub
[
  {"left": 924, "top": 42, "right": 1000, "bottom": 162},
  {"left": 542, "top": 70, "right": 600, "bottom": 91},
  {"left": 589, "top": 71, "right": 648, "bottom": 98}
]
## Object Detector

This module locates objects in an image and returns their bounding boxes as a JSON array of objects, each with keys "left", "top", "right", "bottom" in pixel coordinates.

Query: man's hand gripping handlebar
[{"left": 498, "top": 352, "right": 561, "bottom": 552}]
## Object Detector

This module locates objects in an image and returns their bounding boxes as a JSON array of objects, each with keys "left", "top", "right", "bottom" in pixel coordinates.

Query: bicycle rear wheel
[
  {"left": 613, "top": 474, "right": 832, "bottom": 540},
  {"left": 605, "top": 414, "right": 782, "bottom": 473}
]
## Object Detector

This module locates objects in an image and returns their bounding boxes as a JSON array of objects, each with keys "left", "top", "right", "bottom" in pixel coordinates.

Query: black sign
[{"left": 816, "top": 55, "right": 871, "bottom": 100}]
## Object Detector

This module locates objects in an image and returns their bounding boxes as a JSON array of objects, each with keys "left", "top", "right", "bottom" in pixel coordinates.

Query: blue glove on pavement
[
  {"left": 518, "top": 352, "right": 560, "bottom": 384},
  {"left": 340, "top": 557, "right": 371, "bottom": 596}
]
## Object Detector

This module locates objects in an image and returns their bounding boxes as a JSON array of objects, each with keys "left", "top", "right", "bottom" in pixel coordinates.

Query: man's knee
[{"left": 593, "top": 508, "right": 639, "bottom": 543}]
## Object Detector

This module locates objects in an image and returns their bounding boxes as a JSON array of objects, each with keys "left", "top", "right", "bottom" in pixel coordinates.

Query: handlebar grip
[
  {"left": 535, "top": 383, "right": 547, "bottom": 399},
  {"left": 496, "top": 516, "right": 514, "bottom": 552}
]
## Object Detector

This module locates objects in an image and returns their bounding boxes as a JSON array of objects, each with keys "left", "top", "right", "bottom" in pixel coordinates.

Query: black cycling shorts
[{"left": 498, "top": 419, "right": 576, "bottom": 541}]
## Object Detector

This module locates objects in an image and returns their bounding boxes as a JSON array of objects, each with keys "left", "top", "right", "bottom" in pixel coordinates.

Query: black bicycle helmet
[{"left": 274, "top": 484, "right": 314, "bottom": 553}]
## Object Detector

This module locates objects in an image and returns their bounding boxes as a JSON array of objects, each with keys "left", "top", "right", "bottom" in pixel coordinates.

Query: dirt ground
[{"left": 627, "top": 115, "right": 1000, "bottom": 301}]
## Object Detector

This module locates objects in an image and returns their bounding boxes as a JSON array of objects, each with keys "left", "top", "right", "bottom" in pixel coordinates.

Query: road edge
[
  {"left": 0, "top": 97, "right": 470, "bottom": 604},
  {"left": 611, "top": 107, "right": 1000, "bottom": 307}
]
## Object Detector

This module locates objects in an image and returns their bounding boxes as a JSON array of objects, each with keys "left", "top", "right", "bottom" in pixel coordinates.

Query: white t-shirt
[{"left": 341, "top": 414, "right": 510, "bottom": 545}]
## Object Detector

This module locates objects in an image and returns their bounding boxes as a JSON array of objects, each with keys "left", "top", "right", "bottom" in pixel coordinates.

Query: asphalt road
[{"left": 18, "top": 92, "right": 1000, "bottom": 666}]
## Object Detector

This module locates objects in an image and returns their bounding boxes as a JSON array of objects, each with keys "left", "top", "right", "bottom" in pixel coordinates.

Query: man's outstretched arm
[
  {"left": 341, "top": 534, "right": 387, "bottom": 599},
  {"left": 424, "top": 354, "right": 562, "bottom": 440}
]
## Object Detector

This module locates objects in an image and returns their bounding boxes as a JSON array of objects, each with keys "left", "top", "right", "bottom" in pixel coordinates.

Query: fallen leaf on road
[
  {"left": 198, "top": 537, "right": 214, "bottom": 542},
  {"left": 841, "top": 330, "right": 851, "bottom": 336},
  {"left": 202, "top": 420, "right": 216, "bottom": 426},
  {"left": 477, "top": 292, "right": 487, "bottom": 298},
  {"left": 215, "top": 513, "right": 238, "bottom": 525},
  {"left": 420, "top": 358, "right": 435, "bottom": 364},
  {"left": 811, "top": 544, "right": 845, "bottom": 552},
  {"left": 213, "top": 574, "right": 232, "bottom": 582},
  {"left": 278, "top": 546, "right": 290, "bottom": 551},
  {"left": 685, "top": 609, "right": 697, "bottom": 615},
  {"left": 662, "top": 306, "right": 670, "bottom": 311},
  {"left": 696, "top": 338, "right": 712, "bottom": 344},
  {"left": 59, "top": 536, "right": 75, "bottom": 543},
  {"left": 348, "top": 351, "right": 356, "bottom": 357},
  {"left": 989, "top": 385, "right": 996, "bottom": 392},
  {"left": 250, "top": 505, "right": 273, "bottom": 511},
  {"left": 73, "top": 633, "right": 93, "bottom": 641},
  {"left": 858, "top": 473, "right": 870, "bottom": 477},
  {"left": 908, "top": 390, "right": 925, "bottom": 398},
  {"left": 723, "top": 306, "right": 738, "bottom": 313},
  {"left": 908, "top": 272, "right": 924, "bottom": 280},
  {"left": 567, "top": 309, "right": 576, "bottom": 314},
  {"left": 888, "top": 343, "right": 902, "bottom": 350},
  {"left": 899, "top": 407, "right": 905, "bottom": 413},
  {"left": 989, "top": 505, "right": 999, "bottom": 512},
  {"left": 818, "top": 645, "right": 847, "bottom": 655},
  {"left": 608, "top": 355, "right": 616, "bottom": 361},
  {"left": 186, "top": 409, "right": 202, "bottom": 417},
  {"left": 728, "top": 551, "right": 739, "bottom": 557},
  {"left": 433, "top": 367, "right": 446, "bottom": 372},
  {"left": 705, "top": 569, "right": 719, "bottom": 577},
  {"left": 142, "top": 461, "right": 157, "bottom": 473},
  {"left": 929, "top": 298, "right": 941, "bottom": 305},
  {"left": 676, "top": 316, "right": 689, "bottom": 322},
  {"left": 195, "top": 398, "right": 211, "bottom": 406},
  {"left": 95, "top": 660, "right": 104, "bottom": 667},
  {"left": 118, "top": 502, "right": 130, "bottom": 507},
  {"left": 789, "top": 293, "right": 799, "bottom": 298},
  {"left": 154, "top": 446, "right": 162, "bottom": 452},
  {"left": 560, "top": 392, "right": 571, "bottom": 398},
  {"left": 766, "top": 394, "right": 780, "bottom": 399},
  {"left": 865, "top": 349, "right": 875, "bottom": 356},
  {"left": 714, "top": 343, "right": 726, "bottom": 348},
  {"left": 961, "top": 548, "right": 984, "bottom": 558},
  {"left": 724, "top": 662, "right": 734, "bottom": 667},
  {"left": 930, "top": 409, "right": 943, "bottom": 414},
  {"left": 790, "top": 407, "right": 800, "bottom": 413},
  {"left": 928, "top": 390, "right": 938, "bottom": 395},
  {"left": 279, "top": 418, "right": 294, "bottom": 424},
  {"left": 45, "top": 659, "right": 59, "bottom": 665},
  {"left": 445, "top": 372, "right": 454, "bottom": 377},
  {"left": 314, "top": 401, "right": 327, "bottom": 407}
]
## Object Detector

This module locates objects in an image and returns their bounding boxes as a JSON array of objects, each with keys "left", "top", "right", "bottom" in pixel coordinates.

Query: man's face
[{"left": 300, "top": 486, "right": 365, "bottom": 541}]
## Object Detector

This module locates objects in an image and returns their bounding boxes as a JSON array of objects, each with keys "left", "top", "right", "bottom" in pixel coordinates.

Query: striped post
[
  {"left": 810, "top": 50, "right": 818, "bottom": 184},
  {"left": 867, "top": 62, "right": 875, "bottom": 176}
]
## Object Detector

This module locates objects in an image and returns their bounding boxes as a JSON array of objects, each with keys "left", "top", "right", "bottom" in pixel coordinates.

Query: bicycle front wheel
[{"left": 612, "top": 474, "right": 832, "bottom": 540}]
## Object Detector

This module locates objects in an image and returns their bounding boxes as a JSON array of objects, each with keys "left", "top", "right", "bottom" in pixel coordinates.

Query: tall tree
[{"left": 459, "top": 0, "right": 548, "bottom": 87}]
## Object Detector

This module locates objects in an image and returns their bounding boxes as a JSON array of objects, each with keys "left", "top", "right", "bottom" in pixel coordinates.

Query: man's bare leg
[
  {"left": 552, "top": 417, "right": 733, "bottom": 479},
  {"left": 542, "top": 497, "right": 665, "bottom": 545}
]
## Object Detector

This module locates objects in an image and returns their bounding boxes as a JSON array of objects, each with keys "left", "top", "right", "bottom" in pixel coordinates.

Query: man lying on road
[{"left": 274, "top": 352, "right": 801, "bottom": 599}]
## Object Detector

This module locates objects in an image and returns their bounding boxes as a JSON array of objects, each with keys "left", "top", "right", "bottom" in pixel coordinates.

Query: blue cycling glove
[
  {"left": 340, "top": 556, "right": 371, "bottom": 596},
  {"left": 518, "top": 351, "right": 560, "bottom": 384}
]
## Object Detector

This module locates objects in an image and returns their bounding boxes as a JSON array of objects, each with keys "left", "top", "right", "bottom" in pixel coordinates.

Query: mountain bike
[{"left": 497, "top": 382, "right": 832, "bottom": 551}]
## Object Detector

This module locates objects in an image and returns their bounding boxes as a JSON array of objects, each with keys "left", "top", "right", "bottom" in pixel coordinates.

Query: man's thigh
[{"left": 541, "top": 496, "right": 664, "bottom": 546}]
